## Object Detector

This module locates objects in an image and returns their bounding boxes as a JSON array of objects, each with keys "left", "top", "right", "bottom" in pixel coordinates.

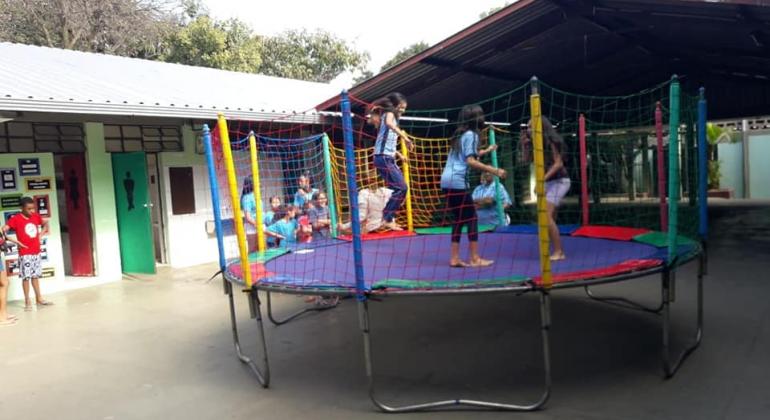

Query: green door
[{"left": 112, "top": 152, "right": 156, "bottom": 274}]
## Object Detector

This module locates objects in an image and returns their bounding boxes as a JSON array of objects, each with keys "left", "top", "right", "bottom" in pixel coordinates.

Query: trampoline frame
[{"left": 220, "top": 245, "right": 704, "bottom": 412}]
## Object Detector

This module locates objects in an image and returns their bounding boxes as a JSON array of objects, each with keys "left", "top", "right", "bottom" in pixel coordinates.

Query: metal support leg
[
  {"left": 359, "top": 292, "right": 552, "bottom": 413},
  {"left": 265, "top": 291, "right": 340, "bottom": 326},
  {"left": 662, "top": 257, "right": 704, "bottom": 378},
  {"left": 224, "top": 278, "right": 270, "bottom": 387},
  {"left": 583, "top": 285, "right": 664, "bottom": 314}
]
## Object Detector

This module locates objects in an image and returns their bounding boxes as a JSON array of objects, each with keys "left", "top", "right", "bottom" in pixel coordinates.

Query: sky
[{"left": 204, "top": 0, "right": 510, "bottom": 87}]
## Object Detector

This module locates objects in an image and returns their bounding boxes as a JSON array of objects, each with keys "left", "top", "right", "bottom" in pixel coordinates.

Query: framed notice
[
  {"left": 34, "top": 195, "right": 50, "bottom": 217},
  {"left": 41, "top": 267, "right": 55, "bottom": 278},
  {"left": 2, "top": 242, "right": 18, "bottom": 258},
  {"left": 25, "top": 177, "right": 52, "bottom": 191},
  {"left": 0, "top": 194, "right": 22, "bottom": 209},
  {"left": 18, "top": 158, "right": 41, "bottom": 176},
  {"left": 0, "top": 168, "right": 17, "bottom": 191}
]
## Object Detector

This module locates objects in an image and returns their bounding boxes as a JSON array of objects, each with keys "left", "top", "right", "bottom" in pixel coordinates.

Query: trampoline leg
[
  {"left": 661, "top": 261, "right": 704, "bottom": 378},
  {"left": 583, "top": 285, "right": 663, "bottom": 314},
  {"left": 265, "top": 291, "right": 340, "bottom": 326},
  {"left": 359, "top": 292, "right": 552, "bottom": 413},
  {"left": 224, "top": 278, "right": 270, "bottom": 387}
]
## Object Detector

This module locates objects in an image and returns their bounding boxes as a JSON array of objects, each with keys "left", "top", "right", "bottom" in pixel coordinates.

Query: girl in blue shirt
[
  {"left": 372, "top": 93, "right": 413, "bottom": 231},
  {"left": 439, "top": 105, "right": 506, "bottom": 268}
]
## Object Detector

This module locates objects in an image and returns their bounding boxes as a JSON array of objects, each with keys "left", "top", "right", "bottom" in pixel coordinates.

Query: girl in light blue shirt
[{"left": 439, "top": 105, "right": 506, "bottom": 268}]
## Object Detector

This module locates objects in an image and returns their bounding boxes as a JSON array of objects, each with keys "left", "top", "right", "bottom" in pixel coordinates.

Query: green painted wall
[
  {"left": 84, "top": 122, "right": 122, "bottom": 280},
  {"left": 748, "top": 133, "right": 770, "bottom": 199}
]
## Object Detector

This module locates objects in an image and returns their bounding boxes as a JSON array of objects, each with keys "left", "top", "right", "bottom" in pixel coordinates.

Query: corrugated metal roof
[
  {"left": 321, "top": 0, "right": 770, "bottom": 119},
  {"left": 0, "top": 42, "right": 339, "bottom": 121}
]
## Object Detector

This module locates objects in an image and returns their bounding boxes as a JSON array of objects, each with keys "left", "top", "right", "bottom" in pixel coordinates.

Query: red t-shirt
[{"left": 7, "top": 213, "right": 43, "bottom": 255}]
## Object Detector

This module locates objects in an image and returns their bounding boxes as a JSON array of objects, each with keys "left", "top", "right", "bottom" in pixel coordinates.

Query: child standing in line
[
  {"left": 268, "top": 205, "right": 301, "bottom": 247},
  {"left": 440, "top": 105, "right": 506, "bottom": 268},
  {"left": 372, "top": 92, "right": 413, "bottom": 231},
  {"left": 2, "top": 197, "right": 52, "bottom": 311}
]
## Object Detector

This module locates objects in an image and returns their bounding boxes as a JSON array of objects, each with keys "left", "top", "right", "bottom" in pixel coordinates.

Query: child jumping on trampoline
[
  {"left": 372, "top": 92, "right": 413, "bottom": 231},
  {"left": 440, "top": 105, "right": 506, "bottom": 268},
  {"left": 524, "top": 117, "right": 571, "bottom": 261}
]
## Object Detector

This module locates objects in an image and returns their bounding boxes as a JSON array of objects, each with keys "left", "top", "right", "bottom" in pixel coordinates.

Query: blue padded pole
[
  {"left": 203, "top": 124, "right": 226, "bottom": 271},
  {"left": 341, "top": 91, "right": 366, "bottom": 300},
  {"left": 697, "top": 88, "right": 708, "bottom": 240}
]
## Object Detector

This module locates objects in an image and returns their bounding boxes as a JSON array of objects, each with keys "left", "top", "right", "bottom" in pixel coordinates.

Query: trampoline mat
[{"left": 225, "top": 232, "right": 695, "bottom": 292}]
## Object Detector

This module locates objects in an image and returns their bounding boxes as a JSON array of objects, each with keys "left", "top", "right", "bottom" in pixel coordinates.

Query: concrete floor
[{"left": 1, "top": 203, "right": 769, "bottom": 420}]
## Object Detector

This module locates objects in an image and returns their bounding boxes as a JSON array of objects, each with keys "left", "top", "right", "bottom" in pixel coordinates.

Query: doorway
[
  {"left": 146, "top": 154, "right": 167, "bottom": 264},
  {"left": 54, "top": 153, "right": 96, "bottom": 276},
  {"left": 112, "top": 152, "right": 156, "bottom": 274}
]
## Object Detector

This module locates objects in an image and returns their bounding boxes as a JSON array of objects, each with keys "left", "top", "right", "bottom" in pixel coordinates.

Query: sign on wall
[
  {"left": 0, "top": 168, "right": 17, "bottom": 191},
  {"left": 18, "top": 158, "right": 41, "bottom": 176},
  {"left": 5, "top": 258, "right": 19, "bottom": 276},
  {"left": 34, "top": 195, "right": 51, "bottom": 217},
  {"left": 25, "top": 177, "right": 52, "bottom": 191},
  {"left": 0, "top": 194, "right": 22, "bottom": 209}
]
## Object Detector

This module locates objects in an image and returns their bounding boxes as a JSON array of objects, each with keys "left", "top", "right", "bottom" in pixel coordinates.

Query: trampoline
[
  {"left": 224, "top": 229, "right": 700, "bottom": 294},
  {"left": 204, "top": 78, "right": 708, "bottom": 413}
]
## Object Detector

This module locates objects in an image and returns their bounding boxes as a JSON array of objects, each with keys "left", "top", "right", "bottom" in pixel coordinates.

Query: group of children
[
  {"left": 239, "top": 92, "right": 570, "bottom": 267},
  {"left": 1, "top": 197, "right": 52, "bottom": 326},
  {"left": 365, "top": 92, "right": 570, "bottom": 266},
  {"left": 241, "top": 176, "right": 333, "bottom": 247}
]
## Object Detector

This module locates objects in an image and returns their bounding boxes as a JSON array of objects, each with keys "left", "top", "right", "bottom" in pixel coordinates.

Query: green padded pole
[
  {"left": 322, "top": 133, "right": 339, "bottom": 238},
  {"left": 488, "top": 127, "right": 506, "bottom": 226},
  {"left": 667, "top": 76, "right": 680, "bottom": 261}
]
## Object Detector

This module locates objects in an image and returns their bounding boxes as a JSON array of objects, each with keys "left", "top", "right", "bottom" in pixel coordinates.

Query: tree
[
  {"left": 479, "top": 2, "right": 511, "bottom": 19},
  {"left": 0, "top": 0, "right": 176, "bottom": 58},
  {"left": 380, "top": 41, "right": 429, "bottom": 72},
  {"left": 260, "top": 29, "right": 370, "bottom": 83},
  {"left": 161, "top": 16, "right": 262, "bottom": 73}
]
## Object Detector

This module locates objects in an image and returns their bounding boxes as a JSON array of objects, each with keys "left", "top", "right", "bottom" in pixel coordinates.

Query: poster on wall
[
  {"left": 42, "top": 267, "right": 55, "bottom": 278},
  {"left": 5, "top": 258, "right": 19, "bottom": 276},
  {"left": 0, "top": 168, "right": 17, "bottom": 191},
  {"left": 34, "top": 195, "right": 50, "bottom": 217},
  {"left": 3, "top": 211, "right": 20, "bottom": 234},
  {"left": 41, "top": 237, "right": 48, "bottom": 262},
  {"left": 18, "top": 158, "right": 41, "bottom": 176},
  {"left": 2, "top": 241, "right": 18, "bottom": 258},
  {"left": 0, "top": 194, "right": 22, "bottom": 209},
  {"left": 25, "top": 177, "right": 52, "bottom": 191}
]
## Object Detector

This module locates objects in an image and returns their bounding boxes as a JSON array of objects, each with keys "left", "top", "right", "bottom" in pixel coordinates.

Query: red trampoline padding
[
  {"left": 572, "top": 225, "right": 651, "bottom": 241},
  {"left": 227, "top": 263, "right": 274, "bottom": 283},
  {"left": 535, "top": 259, "right": 662, "bottom": 285},
  {"left": 338, "top": 230, "right": 416, "bottom": 242}
]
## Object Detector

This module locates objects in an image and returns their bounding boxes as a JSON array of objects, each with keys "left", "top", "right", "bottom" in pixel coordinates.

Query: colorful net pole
[
  {"left": 322, "top": 133, "right": 339, "bottom": 238},
  {"left": 248, "top": 132, "right": 267, "bottom": 253},
  {"left": 697, "top": 87, "right": 708, "bottom": 240},
  {"left": 667, "top": 77, "right": 680, "bottom": 261},
  {"left": 218, "top": 114, "right": 253, "bottom": 288},
  {"left": 341, "top": 91, "right": 366, "bottom": 298},
  {"left": 530, "top": 77, "right": 552, "bottom": 288},
  {"left": 400, "top": 137, "right": 414, "bottom": 232},
  {"left": 578, "top": 114, "right": 589, "bottom": 225},
  {"left": 488, "top": 127, "right": 506, "bottom": 226},
  {"left": 203, "top": 124, "right": 226, "bottom": 271},
  {"left": 656, "top": 102, "right": 667, "bottom": 232}
]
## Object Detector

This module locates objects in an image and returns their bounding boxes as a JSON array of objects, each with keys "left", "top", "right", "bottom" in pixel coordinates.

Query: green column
[
  {"left": 488, "top": 128, "right": 506, "bottom": 225},
  {"left": 322, "top": 133, "right": 338, "bottom": 237},
  {"left": 667, "top": 77, "right": 680, "bottom": 261}
]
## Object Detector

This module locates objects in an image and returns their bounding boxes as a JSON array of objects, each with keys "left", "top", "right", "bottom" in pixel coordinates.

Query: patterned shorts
[{"left": 19, "top": 254, "right": 42, "bottom": 279}]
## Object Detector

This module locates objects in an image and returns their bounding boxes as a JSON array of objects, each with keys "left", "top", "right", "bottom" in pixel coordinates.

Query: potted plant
[{"left": 705, "top": 123, "right": 739, "bottom": 199}]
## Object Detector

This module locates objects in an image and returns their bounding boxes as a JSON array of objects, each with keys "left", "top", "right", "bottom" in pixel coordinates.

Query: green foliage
[
  {"left": 708, "top": 160, "right": 721, "bottom": 190},
  {"left": 380, "top": 42, "right": 429, "bottom": 72},
  {"left": 0, "top": 0, "right": 370, "bottom": 82},
  {"left": 162, "top": 16, "right": 262, "bottom": 73},
  {"left": 260, "top": 29, "right": 369, "bottom": 83},
  {"left": 479, "top": 2, "right": 511, "bottom": 19}
]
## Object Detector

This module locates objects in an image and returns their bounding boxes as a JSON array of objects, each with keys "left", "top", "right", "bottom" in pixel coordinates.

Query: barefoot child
[
  {"left": 2, "top": 197, "right": 52, "bottom": 311},
  {"left": 440, "top": 105, "right": 506, "bottom": 268}
]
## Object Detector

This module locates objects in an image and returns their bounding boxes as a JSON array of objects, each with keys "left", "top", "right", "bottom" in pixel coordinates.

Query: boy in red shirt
[{"left": 3, "top": 197, "right": 52, "bottom": 311}]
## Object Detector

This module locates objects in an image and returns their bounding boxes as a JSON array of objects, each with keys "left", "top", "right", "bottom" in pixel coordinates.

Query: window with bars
[
  {"left": 0, "top": 122, "right": 86, "bottom": 153},
  {"left": 104, "top": 125, "right": 183, "bottom": 153}
]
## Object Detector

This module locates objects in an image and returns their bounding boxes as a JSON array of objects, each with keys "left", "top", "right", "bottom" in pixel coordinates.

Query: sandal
[
  {"left": 0, "top": 318, "right": 17, "bottom": 326},
  {"left": 36, "top": 300, "right": 54, "bottom": 306},
  {"left": 449, "top": 260, "right": 469, "bottom": 268},
  {"left": 24, "top": 304, "right": 33, "bottom": 312},
  {"left": 469, "top": 258, "right": 494, "bottom": 267}
]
